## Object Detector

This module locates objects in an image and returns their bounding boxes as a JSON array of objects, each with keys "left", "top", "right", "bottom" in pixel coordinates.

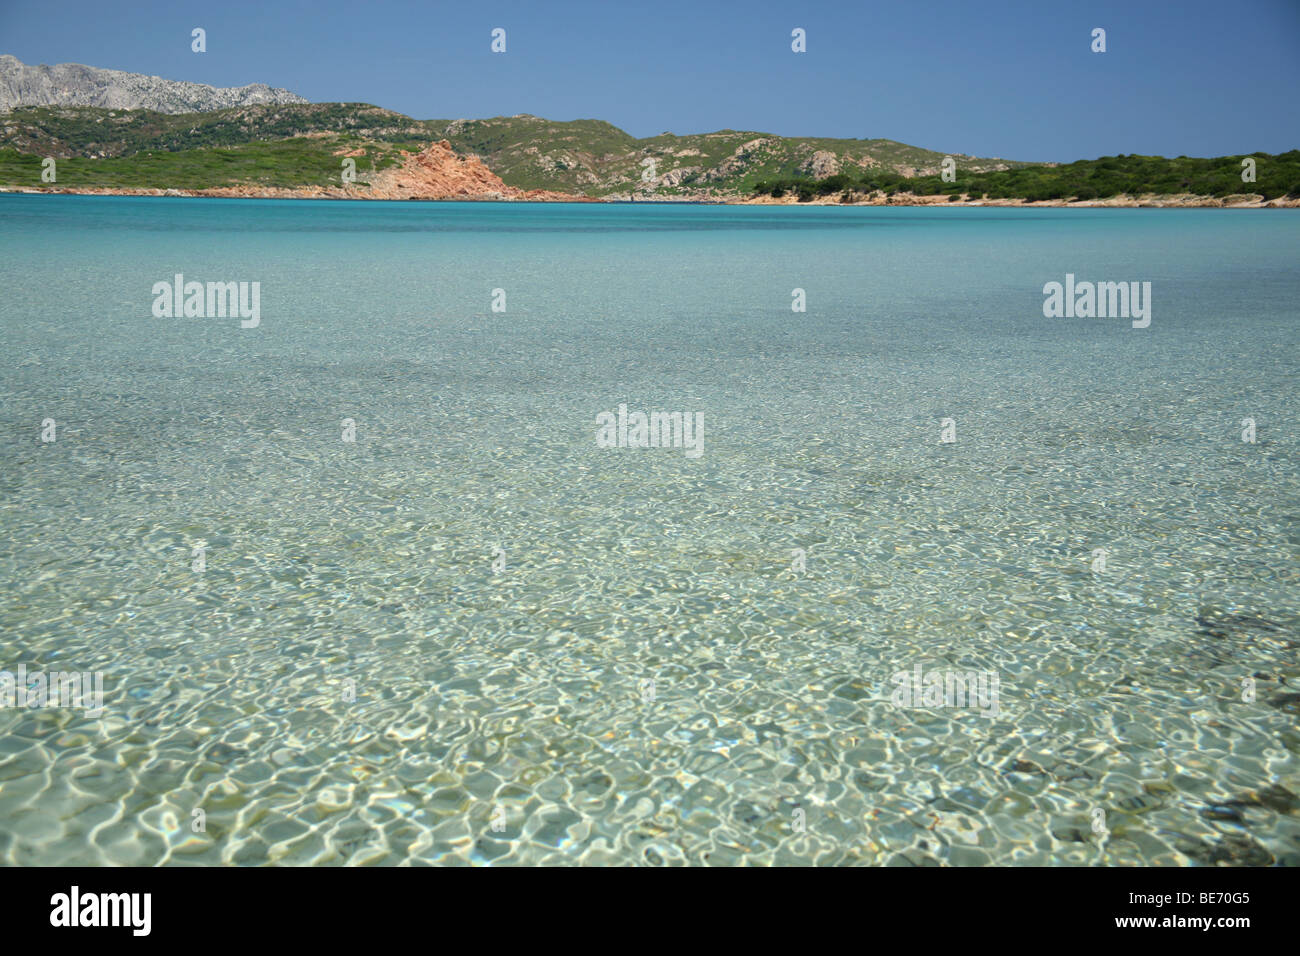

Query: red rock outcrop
[
  {"left": 366, "top": 140, "right": 511, "bottom": 199},
  {"left": 362, "top": 140, "right": 582, "bottom": 201}
]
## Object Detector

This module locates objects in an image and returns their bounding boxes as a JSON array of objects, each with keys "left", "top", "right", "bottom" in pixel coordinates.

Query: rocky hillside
[
  {"left": 0, "top": 54, "right": 306, "bottom": 114},
  {"left": 0, "top": 101, "right": 1030, "bottom": 198},
  {"left": 428, "top": 114, "right": 1029, "bottom": 199}
]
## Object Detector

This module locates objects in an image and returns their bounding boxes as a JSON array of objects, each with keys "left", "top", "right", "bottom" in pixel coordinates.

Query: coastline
[
  {"left": 738, "top": 191, "right": 1300, "bottom": 209},
  {"left": 3, "top": 184, "right": 1296, "bottom": 207}
]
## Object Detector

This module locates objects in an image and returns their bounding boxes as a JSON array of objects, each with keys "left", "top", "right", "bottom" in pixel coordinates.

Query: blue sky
[{"left": 2, "top": 0, "right": 1297, "bottom": 161}]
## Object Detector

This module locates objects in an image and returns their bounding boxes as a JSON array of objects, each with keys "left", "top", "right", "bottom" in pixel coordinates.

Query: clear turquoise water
[{"left": 0, "top": 195, "right": 1297, "bottom": 865}]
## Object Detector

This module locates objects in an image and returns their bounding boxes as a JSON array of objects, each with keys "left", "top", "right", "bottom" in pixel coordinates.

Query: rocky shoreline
[
  {"left": 5, "top": 184, "right": 1294, "bottom": 207},
  {"left": 740, "top": 192, "right": 1300, "bottom": 209}
]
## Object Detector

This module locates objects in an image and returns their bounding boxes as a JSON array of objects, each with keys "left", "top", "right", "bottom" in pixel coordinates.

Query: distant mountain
[{"left": 0, "top": 55, "right": 307, "bottom": 114}]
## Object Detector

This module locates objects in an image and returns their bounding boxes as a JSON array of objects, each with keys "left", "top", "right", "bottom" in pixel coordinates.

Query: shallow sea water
[{"left": 0, "top": 196, "right": 1297, "bottom": 865}]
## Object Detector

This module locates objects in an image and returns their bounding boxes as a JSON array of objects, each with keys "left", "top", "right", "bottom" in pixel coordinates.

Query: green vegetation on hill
[
  {"left": 0, "top": 103, "right": 430, "bottom": 157},
  {"left": 0, "top": 137, "right": 401, "bottom": 189},
  {"left": 0, "top": 103, "right": 1027, "bottom": 196},
  {"left": 753, "top": 152, "right": 1300, "bottom": 202}
]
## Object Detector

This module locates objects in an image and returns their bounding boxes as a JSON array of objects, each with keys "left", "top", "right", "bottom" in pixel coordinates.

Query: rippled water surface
[{"left": 1, "top": 196, "right": 1297, "bottom": 865}]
